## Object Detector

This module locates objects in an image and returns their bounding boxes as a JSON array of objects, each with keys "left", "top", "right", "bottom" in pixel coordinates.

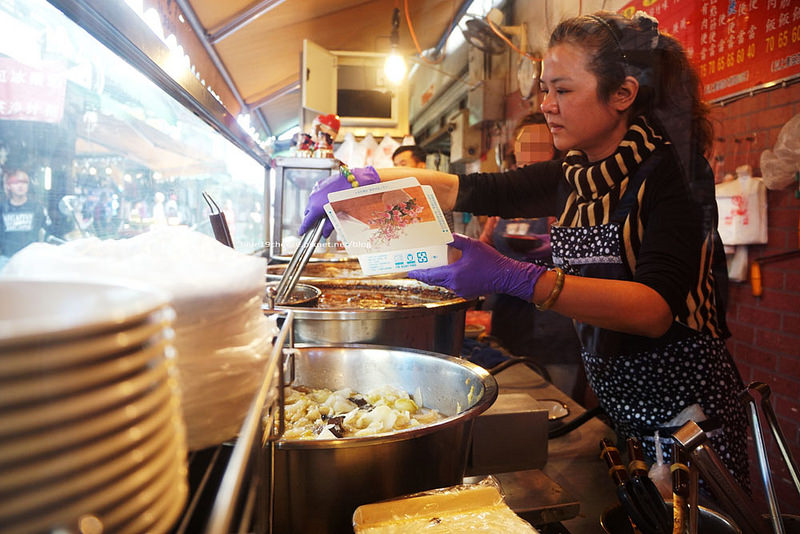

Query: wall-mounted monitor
[{"left": 301, "top": 40, "right": 409, "bottom": 139}]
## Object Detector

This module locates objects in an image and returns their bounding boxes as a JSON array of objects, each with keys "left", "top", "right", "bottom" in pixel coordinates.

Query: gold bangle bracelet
[{"left": 535, "top": 267, "right": 565, "bottom": 311}]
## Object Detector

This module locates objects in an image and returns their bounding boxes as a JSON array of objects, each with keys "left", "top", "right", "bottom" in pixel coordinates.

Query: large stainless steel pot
[
  {"left": 263, "top": 279, "right": 474, "bottom": 356},
  {"left": 273, "top": 345, "right": 498, "bottom": 534}
]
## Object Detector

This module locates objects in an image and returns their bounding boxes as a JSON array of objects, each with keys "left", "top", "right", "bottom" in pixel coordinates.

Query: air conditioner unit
[
  {"left": 449, "top": 109, "right": 481, "bottom": 163},
  {"left": 465, "top": 35, "right": 504, "bottom": 125},
  {"left": 468, "top": 79, "right": 504, "bottom": 125}
]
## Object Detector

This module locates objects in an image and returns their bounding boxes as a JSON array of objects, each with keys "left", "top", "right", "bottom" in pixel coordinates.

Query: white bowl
[
  {"left": 142, "top": 478, "right": 189, "bottom": 534},
  {"left": 0, "top": 394, "right": 175, "bottom": 491},
  {"left": 0, "top": 416, "right": 186, "bottom": 533},
  {"left": 0, "top": 308, "right": 173, "bottom": 378},
  {"left": 106, "top": 443, "right": 188, "bottom": 533},
  {"left": 0, "top": 278, "right": 170, "bottom": 350},
  {"left": 0, "top": 377, "right": 173, "bottom": 466},
  {"left": 0, "top": 360, "right": 170, "bottom": 438},
  {"left": 0, "top": 338, "right": 172, "bottom": 408}
]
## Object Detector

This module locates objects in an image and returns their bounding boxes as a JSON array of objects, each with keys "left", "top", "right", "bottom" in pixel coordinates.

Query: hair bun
[
  {"left": 632, "top": 10, "right": 658, "bottom": 31},
  {"left": 631, "top": 11, "right": 660, "bottom": 49}
]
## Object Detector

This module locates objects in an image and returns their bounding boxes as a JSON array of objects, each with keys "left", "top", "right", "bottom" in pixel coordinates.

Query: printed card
[{"left": 324, "top": 177, "right": 452, "bottom": 275}]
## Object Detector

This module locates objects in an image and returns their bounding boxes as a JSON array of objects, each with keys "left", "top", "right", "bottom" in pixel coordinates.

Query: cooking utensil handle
[
  {"left": 688, "top": 463, "right": 698, "bottom": 534},
  {"left": 627, "top": 438, "right": 672, "bottom": 534},
  {"left": 673, "top": 420, "right": 770, "bottom": 534},
  {"left": 210, "top": 212, "right": 234, "bottom": 247},
  {"left": 203, "top": 191, "right": 234, "bottom": 247},
  {"left": 617, "top": 484, "right": 658, "bottom": 534},
  {"left": 601, "top": 439, "right": 659, "bottom": 534},
  {"left": 672, "top": 493, "right": 687, "bottom": 534},
  {"left": 671, "top": 444, "right": 690, "bottom": 534}
]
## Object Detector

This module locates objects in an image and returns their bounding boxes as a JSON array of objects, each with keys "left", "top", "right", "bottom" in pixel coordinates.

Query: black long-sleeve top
[{"left": 455, "top": 153, "right": 730, "bottom": 339}]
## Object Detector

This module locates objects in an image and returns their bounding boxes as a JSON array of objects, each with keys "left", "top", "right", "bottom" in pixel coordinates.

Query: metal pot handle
[{"left": 267, "top": 347, "right": 297, "bottom": 443}]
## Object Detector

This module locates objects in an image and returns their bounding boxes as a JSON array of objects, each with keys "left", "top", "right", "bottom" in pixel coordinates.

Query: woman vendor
[{"left": 299, "top": 11, "right": 750, "bottom": 491}]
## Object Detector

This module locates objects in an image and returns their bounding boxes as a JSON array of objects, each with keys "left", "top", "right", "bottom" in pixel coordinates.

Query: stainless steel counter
[{"left": 489, "top": 362, "right": 620, "bottom": 533}]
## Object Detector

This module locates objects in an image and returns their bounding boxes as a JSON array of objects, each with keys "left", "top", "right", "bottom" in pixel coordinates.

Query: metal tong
[
  {"left": 202, "top": 191, "right": 233, "bottom": 248},
  {"left": 741, "top": 382, "right": 800, "bottom": 534},
  {"left": 599, "top": 438, "right": 671, "bottom": 534},
  {"left": 672, "top": 420, "right": 771, "bottom": 534},
  {"left": 271, "top": 162, "right": 350, "bottom": 306},
  {"left": 626, "top": 438, "right": 672, "bottom": 534},
  {"left": 671, "top": 443, "right": 697, "bottom": 534}
]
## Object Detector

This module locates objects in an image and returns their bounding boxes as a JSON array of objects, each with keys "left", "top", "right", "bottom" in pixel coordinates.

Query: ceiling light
[
  {"left": 384, "top": 51, "right": 406, "bottom": 84},
  {"left": 383, "top": 8, "right": 406, "bottom": 85}
]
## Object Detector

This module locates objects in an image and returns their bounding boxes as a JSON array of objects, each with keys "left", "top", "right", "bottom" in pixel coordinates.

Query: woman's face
[{"left": 540, "top": 43, "right": 629, "bottom": 162}]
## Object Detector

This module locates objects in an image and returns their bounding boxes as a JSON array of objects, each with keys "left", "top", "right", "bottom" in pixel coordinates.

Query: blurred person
[
  {"left": 1, "top": 169, "right": 50, "bottom": 265},
  {"left": 151, "top": 191, "right": 167, "bottom": 226},
  {"left": 391, "top": 145, "right": 427, "bottom": 169},
  {"left": 480, "top": 113, "right": 584, "bottom": 400},
  {"left": 165, "top": 193, "right": 180, "bottom": 222},
  {"left": 0, "top": 140, "right": 8, "bottom": 174},
  {"left": 93, "top": 191, "right": 114, "bottom": 238}
]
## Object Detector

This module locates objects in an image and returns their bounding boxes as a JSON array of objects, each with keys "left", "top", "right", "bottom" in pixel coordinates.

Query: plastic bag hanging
[
  {"left": 761, "top": 113, "right": 800, "bottom": 190},
  {"left": 715, "top": 166, "right": 768, "bottom": 245}
]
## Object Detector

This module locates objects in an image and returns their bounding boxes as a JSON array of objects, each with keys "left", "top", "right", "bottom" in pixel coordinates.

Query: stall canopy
[{"left": 157, "top": 0, "right": 470, "bottom": 139}]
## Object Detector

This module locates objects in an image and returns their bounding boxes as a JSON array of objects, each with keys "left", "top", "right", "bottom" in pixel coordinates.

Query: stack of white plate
[
  {"left": 2, "top": 230, "right": 279, "bottom": 451},
  {"left": 0, "top": 279, "right": 188, "bottom": 534}
]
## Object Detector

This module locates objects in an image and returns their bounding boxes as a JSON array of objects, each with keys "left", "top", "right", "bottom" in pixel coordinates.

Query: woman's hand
[
  {"left": 411, "top": 235, "right": 672, "bottom": 337},
  {"left": 408, "top": 234, "right": 546, "bottom": 300},
  {"left": 298, "top": 166, "right": 380, "bottom": 237}
]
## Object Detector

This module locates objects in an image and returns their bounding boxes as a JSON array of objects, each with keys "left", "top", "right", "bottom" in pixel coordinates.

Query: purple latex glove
[
  {"left": 298, "top": 166, "right": 381, "bottom": 237},
  {"left": 408, "top": 234, "right": 547, "bottom": 300}
]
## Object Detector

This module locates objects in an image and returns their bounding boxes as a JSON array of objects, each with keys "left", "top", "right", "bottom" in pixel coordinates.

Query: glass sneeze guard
[{"left": 0, "top": 0, "right": 268, "bottom": 263}]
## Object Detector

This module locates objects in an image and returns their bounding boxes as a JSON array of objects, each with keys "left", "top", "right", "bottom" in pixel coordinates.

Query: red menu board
[
  {"left": 619, "top": 0, "right": 800, "bottom": 102},
  {"left": 0, "top": 58, "right": 66, "bottom": 124}
]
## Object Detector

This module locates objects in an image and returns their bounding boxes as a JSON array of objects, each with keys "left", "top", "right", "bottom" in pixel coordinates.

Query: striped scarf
[
  {"left": 557, "top": 116, "right": 724, "bottom": 338},
  {"left": 558, "top": 115, "right": 665, "bottom": 230}
]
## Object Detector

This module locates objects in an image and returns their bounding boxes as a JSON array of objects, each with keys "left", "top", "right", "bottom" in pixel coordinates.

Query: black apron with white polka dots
[{"left": 550, "top": 159, "right": 750, "bottom": 492}]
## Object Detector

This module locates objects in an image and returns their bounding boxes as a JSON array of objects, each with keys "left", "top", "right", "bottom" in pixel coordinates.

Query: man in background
[
  {"left": 392, "top": 145, "right": 455, "bottom": 231},
  {"left": 1, "top": 169, "right": 50, "bottom": 266},
  {"left": 391, "top": 145, "right": 427, "bottom": 169}
]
